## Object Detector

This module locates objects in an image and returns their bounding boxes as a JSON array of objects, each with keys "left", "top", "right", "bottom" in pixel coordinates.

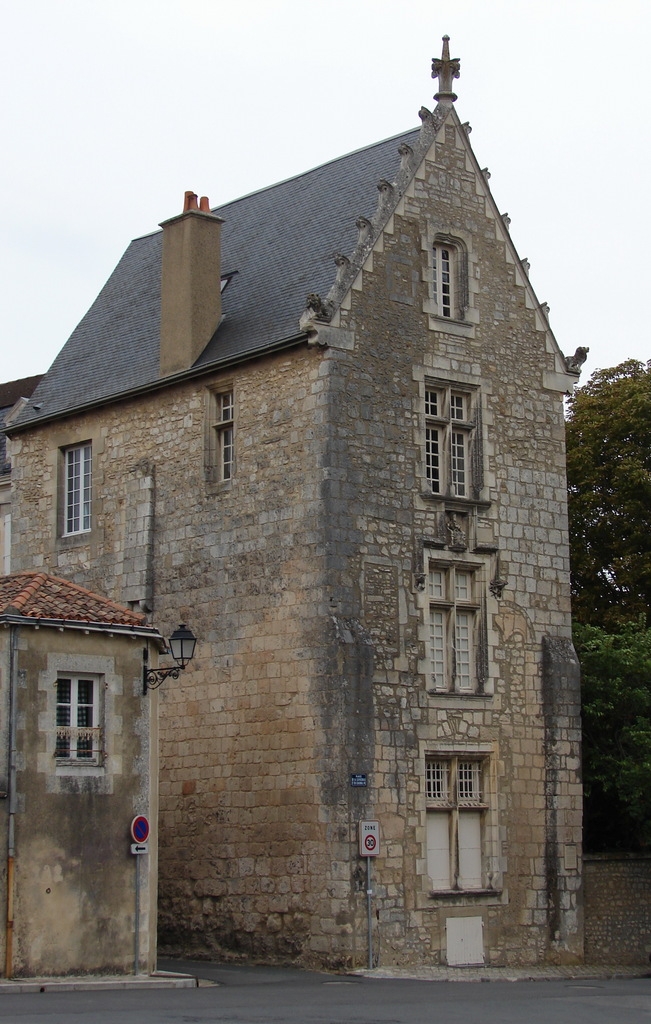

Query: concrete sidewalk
[
  {"left": 0, "top": 970, "right": 199, "bottom": 993},
  {"left": 353, "top": 963, "right": 651, "bottom": 983},
  {"left": 1, "top": 961, "right": 649, "bottom": 993}
]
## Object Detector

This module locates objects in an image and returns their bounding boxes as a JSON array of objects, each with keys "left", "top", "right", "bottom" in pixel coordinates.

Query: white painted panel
[
  {"left": 426, "top": 811, "right": 450, "bottom": 889},
  {"left": 458, "top": 810, "right": 482, "bottom": 889},
  {"left": 446, "top": 915, "right": 484, "bottom": 966}
]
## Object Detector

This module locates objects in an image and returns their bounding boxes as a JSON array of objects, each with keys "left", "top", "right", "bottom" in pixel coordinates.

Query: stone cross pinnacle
[{"left": 432, "top": 35, "right": 460, "bottom": 106}]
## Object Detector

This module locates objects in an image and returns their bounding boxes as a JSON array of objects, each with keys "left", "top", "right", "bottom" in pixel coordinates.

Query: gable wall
[{"left": 312, "top": 118, "right": 581, "bottom": 965}]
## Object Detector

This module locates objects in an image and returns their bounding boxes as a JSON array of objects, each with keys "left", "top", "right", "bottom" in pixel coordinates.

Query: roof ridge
[
  {"left": 1, "top": 570, "right": 146, "bottom": 624},
  {"left": 57, "top": 577, "right": 146, "bottom": 622},
  {"left": 132, "top": 127, "right": 422, "bottom": 244},
  {"left": 8, "top": 571, "right": 49, "bottom": 612}
]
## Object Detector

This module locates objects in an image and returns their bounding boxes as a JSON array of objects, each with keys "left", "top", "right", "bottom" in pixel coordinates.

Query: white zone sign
[{"left": 359, "top": 819, "right": 380, "bottom": 857}]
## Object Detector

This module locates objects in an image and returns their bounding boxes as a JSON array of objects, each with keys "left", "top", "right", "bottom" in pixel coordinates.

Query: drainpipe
[{"left": 5, "top": 625, "right": 18, "bottom": 978}]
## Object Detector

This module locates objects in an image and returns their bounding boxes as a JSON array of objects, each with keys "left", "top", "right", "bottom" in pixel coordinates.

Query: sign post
[
  {"left": 130, "top": 816, "right": 150, "bottom": 975},
  {"left": 359, "top": 820, "right": 380, "bottom": 969}
]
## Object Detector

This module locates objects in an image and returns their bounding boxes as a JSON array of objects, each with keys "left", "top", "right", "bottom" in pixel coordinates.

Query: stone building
[
  {"left": 0, "top": 571, "right": 162, "bottom": 976},
  {"left": 0, "top": 376, "right": 43, "bottom": 574},
  {"left": 6, "top": 39, "right": 583, "bottom": 967}
]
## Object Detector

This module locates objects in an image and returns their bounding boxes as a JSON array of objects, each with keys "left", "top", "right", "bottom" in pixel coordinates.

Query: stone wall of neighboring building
[
  {"left": 0, "top": 375, "right": 43, "bottom": 574},
  {"left": 584, "top": 855, "right": 651, "bottom": 965},
  {"left": 0, "top": 619, "right": 159, "bottom": 977}
]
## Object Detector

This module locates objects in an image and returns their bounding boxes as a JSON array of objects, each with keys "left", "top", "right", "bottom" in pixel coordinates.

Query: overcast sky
[{"left": 1, "top": 0, "right": 649, "bottom": 385}]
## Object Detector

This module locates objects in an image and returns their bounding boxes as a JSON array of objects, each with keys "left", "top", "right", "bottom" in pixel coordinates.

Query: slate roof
[
  {"left": 0, "top": 375, "right": 43, "bottom": 473},
  {"left": 0, "top": 376, "right": 44, "bottom": 410},
  {"left": 0, "top": 570, "right": 156, "bottom": 629},
  {"left": 14, "top": 128, "right": 422, "bottom": 429}
]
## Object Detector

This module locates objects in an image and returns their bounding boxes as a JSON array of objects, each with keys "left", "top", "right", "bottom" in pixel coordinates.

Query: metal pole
[
  {"left": 366, "top": 855, "right": 373, "bottom": 969},
  {"left": 134, "top": 853, "right": 140, "bottom": 974}
]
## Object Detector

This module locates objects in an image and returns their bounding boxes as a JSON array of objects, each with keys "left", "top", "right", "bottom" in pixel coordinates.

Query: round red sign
[
  {"left": 364, "top": 834, "right": 377, "bottom": 852},
  {"left": 131, "top": 815, "right": 150, "bottom": 843}
]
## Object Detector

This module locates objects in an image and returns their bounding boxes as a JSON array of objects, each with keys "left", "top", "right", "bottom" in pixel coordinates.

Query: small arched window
[
  {"left": 432, "top": 245, "right": 454, "bottom": 318},
  {"left": 431, "top": 238, "right": 468, "bottom": 320}
]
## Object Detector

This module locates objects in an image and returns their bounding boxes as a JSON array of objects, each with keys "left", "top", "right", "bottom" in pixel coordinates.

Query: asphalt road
[{"left": 1, "top": 960, "right": 650, "bottom": 1024}]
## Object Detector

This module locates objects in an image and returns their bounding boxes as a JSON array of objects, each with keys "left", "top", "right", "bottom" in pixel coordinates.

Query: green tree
[
  {"left": 566, "top": 359, "right": 651, "bottom": 630},
  {"left": 576, "top": 621, "right": 651, "bottom": 851}
]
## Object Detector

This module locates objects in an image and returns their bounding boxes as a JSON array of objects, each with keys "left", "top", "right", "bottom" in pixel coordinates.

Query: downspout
[{"left": 5, "top": 625, "right": 18, "bottom": 978}]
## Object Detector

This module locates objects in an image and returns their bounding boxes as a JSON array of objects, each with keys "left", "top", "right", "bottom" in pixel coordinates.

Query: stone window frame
[
  {"left": 55, "top": 673, "right": 103, "bottom": 766},
  {"left": 62, "top": 441, "right": 92, "bottom": 536},
  {"left": 424, "top": 380, "right": 479, "bottom": 500},
  {"left": 430, "top": 234, "right": 469, "bottom": 323},
  {"left": 423, "top": 554, "right": 489, "bottom": 695},
  {"left": 38, "top": 653, "right": 121, "bottom": 788},
  {"left": 427, "top": 562, "right": 481, "bottom": 694},
  {"left": 47, "top": 424, "right": 102, "bottom": 550},
  {"left": 416, "top": 545, "right": 491, "bottom": 697},
  {"left": 205, "top": 383, "right": 235, "bottom": 488},
  {"left": 424, "top": 747, "right": 500, "bottom": 896},
  {"left": 421, "top": 226, "right": 478, "bottom": 335}
]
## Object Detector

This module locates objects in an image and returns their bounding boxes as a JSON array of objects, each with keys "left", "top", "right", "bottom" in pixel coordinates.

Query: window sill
[
  {"left": 430, "top": 315, "right": 472, "bottom": 328},
  {"left": 427, "top": 689, "right": 492, "bottom": 700},
  {"left": 204, "top": 475, "right": 233, "bottom": 496},
  {"left": 425, "top": 314, "right": 476, "bottom": 339},
  {"left": 420, "top": 492, "right": 491, "bottom": 513},
  {"left": 54, "top": 762, "right": 106, "bottom": 779},
  {"left": 428, "top": 888, "right": 502, "bottom": 900},
  {"left": 55, "top": 757, "right": 103, "bottom": 768},
  {"left": 426, "top": 803, "right": 489, "bottom": 811},
  {"left": 56, "top": 531, "right": 92, "bottom": 552}
]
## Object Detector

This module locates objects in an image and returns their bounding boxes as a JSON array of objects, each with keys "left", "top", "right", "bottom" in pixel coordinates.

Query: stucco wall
[{"left": 0, "top": 625, "right": 158, "bottom": 977}]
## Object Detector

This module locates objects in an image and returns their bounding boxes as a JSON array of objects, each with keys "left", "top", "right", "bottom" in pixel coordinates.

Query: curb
[
  {"left": 0, "top": 971, "right": 199, "bottom": 994},
  {"left": 351, "top": 965, "right": 651, "bottom": 983}
]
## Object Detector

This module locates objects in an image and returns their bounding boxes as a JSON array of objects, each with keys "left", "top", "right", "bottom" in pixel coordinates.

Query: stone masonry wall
[
  {"left": 9, "top": 108, "right": 582, "bottom": 967},
  {"left": 584, "top": 855, "right": 651, "bottom": 964},
  {"left": 9, "top": 345, "right": 345, "bottom": 963},
  {"left": 318, "top": 111, "right": 582, "bottom": 965}
]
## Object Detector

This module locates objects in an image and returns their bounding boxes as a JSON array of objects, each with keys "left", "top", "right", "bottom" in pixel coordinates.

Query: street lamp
[{"left": 143, "top": 624, "right": 197, "bottom": 694}]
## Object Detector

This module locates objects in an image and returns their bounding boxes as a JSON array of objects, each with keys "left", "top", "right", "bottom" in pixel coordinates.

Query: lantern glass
[{"left": 168, "top": 624, "right": 197, "bottom": 668}]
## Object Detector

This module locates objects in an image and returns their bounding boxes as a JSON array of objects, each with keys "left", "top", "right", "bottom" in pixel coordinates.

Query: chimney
[{"left": 159, "top": 191, "right": 224, "bottom": 377}]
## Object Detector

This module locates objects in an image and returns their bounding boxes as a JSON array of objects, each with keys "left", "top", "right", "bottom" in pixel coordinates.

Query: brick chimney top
[{"left": 182, "top": 191, "right": 212, "bottom": 213}]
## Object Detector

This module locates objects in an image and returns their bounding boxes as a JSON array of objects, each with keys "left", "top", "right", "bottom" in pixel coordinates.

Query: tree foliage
[
  {"left": 566, "top": 359, "right": 651, "bottom": 630},
  {"left": 576, "top": 621, "right": 651, "bottom": 851}
]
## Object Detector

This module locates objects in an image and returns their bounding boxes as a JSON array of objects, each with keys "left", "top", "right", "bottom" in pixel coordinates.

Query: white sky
[{"left": 1, "top": 0, "right": 649, "bottom": 384}]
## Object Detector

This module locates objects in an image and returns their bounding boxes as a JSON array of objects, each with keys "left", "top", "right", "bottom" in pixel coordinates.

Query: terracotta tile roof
[{"left": 0, "top": 571, "right": 148, "bottom": 626}]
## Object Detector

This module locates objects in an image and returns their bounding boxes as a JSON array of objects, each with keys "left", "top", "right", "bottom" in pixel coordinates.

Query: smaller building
[
  {"left": 0, "top": 376, "right": 43, "bottom": 574},
  {"left": 0, "top": 571, "right": 164, "bottom": 977}
]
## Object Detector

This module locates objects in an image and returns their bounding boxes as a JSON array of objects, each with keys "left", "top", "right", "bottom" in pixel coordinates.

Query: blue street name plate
[{"left": 350, "top": 773, "right": 368, "bottom": 787}]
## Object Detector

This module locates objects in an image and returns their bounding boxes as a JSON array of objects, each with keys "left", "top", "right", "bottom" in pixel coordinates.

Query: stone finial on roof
[{"left": 432, "top": 35, "right": 460, "bottom": 106}]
